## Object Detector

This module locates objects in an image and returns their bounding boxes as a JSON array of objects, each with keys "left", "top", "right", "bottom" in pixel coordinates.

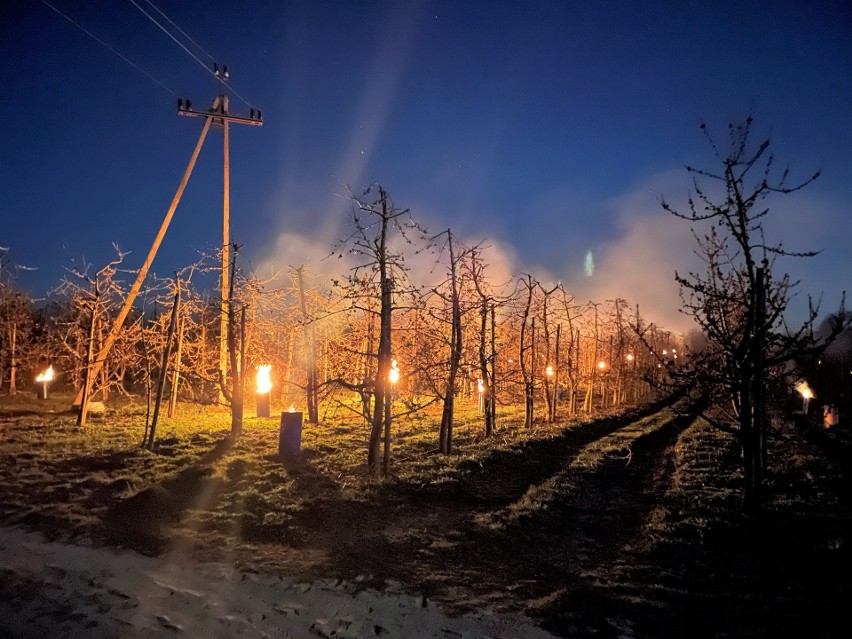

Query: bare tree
[
  {"left": 518, "top": 274, "right": 537, "bottom": 428},
  {"left": 215, "top": 245, "right": 249, "bottom": 439},
  {"left": 146, "top": 278, "right": 181, "bottom": 449},
  {"left": 0, "top": 287, "right": 32, "bottom": 396},
  {"left": 428, "top": 229, "right": 470, "bottom": 454},
  {"left": 465, "top": 247, "right": 503, "bottom": 436},
  {"left": 556, "top": 289, "right": 582, "bottom": 416},
  {"left": 663, "top": 116, "right": 847, "bottom": 512},
  {"left": 51, "top": 248, "right": 130, "bottom": 425},
  {"left": 331, "top": 186, "right": 425, "bottom": 477},
  {"left": 537, "top": 281, "right": 560, "bottom": 422},
  {"left": 291, "top": 265, "right": 320, "bottom": 423}
]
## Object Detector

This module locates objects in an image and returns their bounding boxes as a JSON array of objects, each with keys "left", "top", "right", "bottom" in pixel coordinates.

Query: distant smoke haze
[{"left": 257, "top": 167, "right": 848, "bottom": 337}]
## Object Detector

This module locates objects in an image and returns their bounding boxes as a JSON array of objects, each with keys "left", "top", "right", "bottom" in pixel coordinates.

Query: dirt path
[
  {"left": 400, "top": 407, "right": 694, "bottom": 621},
  {"left": 223, "top": 400, "right": 696, "bottom": 627}
]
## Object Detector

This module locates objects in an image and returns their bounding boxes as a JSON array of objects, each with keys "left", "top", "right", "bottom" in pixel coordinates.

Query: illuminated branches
[
  {"left": 331, "top": 185, "right": 426, "bottom": 477},
  {"left": 0, "top": 248, "right": 35, "bottom": 396},
  {"left": 52, "top": 246, "right": 137, "bottom": 424}
]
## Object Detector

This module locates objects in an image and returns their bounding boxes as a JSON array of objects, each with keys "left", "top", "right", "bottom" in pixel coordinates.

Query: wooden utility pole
[
  {"left": 74, "top": 67, "right": 262, "bottom": 410},
  {"left": 179, "top": 73, "right": 262, "bottom": 401},
  {"left": 221, "top": 96, "right": 230, "bottom": 401}
]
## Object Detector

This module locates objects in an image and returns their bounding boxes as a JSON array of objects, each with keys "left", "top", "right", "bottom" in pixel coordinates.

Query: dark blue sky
[{"left": 2, "top": 0, "right": 850, "bottom": 329}]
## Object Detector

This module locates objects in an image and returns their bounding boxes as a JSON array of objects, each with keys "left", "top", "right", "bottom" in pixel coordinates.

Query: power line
[
  {"left": 127, "top": 0, "right": 256, "bottom": 109},
  {"left": 141, "top": 0, "right": 215, "bottom": 64},
  {"left": 40, "top": 0, "right": 176, "bottom": 96}
]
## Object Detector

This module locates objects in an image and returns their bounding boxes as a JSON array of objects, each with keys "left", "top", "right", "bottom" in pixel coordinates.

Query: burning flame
[
  {"left": 36, "top": 366, "right": 55, "bottom": 383},
  {"left": 288, "top": 405, "right": 295, "bottom": 413},
  {"left": 256, "top": 364, "right": 272, "bottom": 394},
  {"left": 389, "top": 359, "right": 400, "bottom": 385},
  {"left": 796, "top": 381, "right": 814, "bottom": 400}
]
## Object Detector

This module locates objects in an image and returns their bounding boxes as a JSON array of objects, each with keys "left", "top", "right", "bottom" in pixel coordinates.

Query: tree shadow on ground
[{"left": 102, "top": 436, "right": 238, "bottom": 554}]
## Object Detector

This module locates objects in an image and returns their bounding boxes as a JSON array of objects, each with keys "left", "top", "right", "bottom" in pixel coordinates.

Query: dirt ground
[{"left": 1, "top": 393, "right": 850, "bottom": 637}]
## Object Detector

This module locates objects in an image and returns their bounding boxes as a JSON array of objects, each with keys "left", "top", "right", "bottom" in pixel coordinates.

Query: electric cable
[
  {"left": 40, "top": 0, "right": 177, "bottom": 96},
  {"left": 141, "top": 0, "right": 215, "bottom": 64},
  {"left": 127, "top": 0, "right": 256, "bottom": 109}
]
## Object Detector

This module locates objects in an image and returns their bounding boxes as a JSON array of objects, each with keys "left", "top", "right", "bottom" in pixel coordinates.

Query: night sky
[{"left": 2, "top": 0, "right": 850, "bottom": 331}]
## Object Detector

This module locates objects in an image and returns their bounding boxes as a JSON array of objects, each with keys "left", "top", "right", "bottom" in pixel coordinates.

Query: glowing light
[
  {"left": 584, "top": 251, "right": 595, "bottom": 277},
  {"left": 662, "top": 350, "right": 668, "bottom": 356},
  {"left": 597, "top": 360, "right": 607, "bottom": 370},
  {"left": 796, "top": 382, "right": 814, "bottom": 400},
  {"left": 626, "top": 353, "right": 634, "bottom": 362},
  {"left": 288, "top": 404, "right": 296, "bottom": 413},
  {"left": 796, "top": 381, "right": 814, "bottom": 414},
  {"left": 256, "top": 364, "right": 272, "bottom": 394},
  {"left": 477, "top": 379, "right": 485, "bottom": 393},
  {"left": 36, "top": 366, "right": 55, "bottom": 383},
  {"left": 545, "top": 365, "right": 554, "bottom": 377},
  {"left": 389, "top": 359, "right": 400, "bottom": 385}
]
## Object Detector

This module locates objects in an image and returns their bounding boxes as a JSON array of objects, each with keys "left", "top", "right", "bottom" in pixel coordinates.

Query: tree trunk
[
  {"left": 225, "top": 253, "right": 245, "bottom": 439},
  {"left": 440, "top": 231, "right": 462, "bottom": 454},
  {"left": 295, "top": 266, "right": 319, "bottom": 423},
  {"left": 284, "top": 327, "right": 296, "bottom": 407},
  {"left": 167, "top": 315, "right": 184, "bottom": 418},
  {"left": 383, "top": 381, "right": 392, "bottom": 474},
  {"left": 526, "top": 317, "right": 536, "bottom": 428},
  {"left": 369, "top": 190, "right": 393, "bottom": 477},
  {"left": 229, "top": 305, "right": 246, "bottom": 439},
  {"left": 77, "top": 291, "right": 99, "bottom": 427},
  {"left": 490, "top": 305, "right": 497, "bottom": 431},
  {"left": 8, "top": 323, "right": 16, "bottom": 395},
  {"left": 551, "top": 323, "right": 561, "bottom": 421},
  {"left": 148, "top": 286, "right": 180, "bottom": 449},
  {"left": 479, "top": 299, "right": 493, "bottom": 437},
  {"left": 519, "top": 276, "right": 534, "bottom": 429},
  {"left": 748, "top": 267, "right": 767, "bottom": 513}
]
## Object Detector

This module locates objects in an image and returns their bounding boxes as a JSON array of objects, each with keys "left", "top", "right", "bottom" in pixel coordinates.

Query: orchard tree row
[{"left": 0, "top": 187, "right": 682, "bottom": 476}]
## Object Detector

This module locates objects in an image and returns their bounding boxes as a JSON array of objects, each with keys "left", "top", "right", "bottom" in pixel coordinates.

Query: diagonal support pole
[{"left": 74, "top": 98, "right": 220, "bottom": 408}]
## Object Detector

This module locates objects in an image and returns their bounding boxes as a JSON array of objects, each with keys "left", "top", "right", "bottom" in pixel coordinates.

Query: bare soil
[{"left": 1, "top": 393, "right": 850, "bottom": 637}]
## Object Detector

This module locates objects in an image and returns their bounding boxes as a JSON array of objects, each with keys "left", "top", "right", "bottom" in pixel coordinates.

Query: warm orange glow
[
  {"left": 796, "top": 381, "right": 814, "bottom": 400},
  {"left": 545, "top": 365, "right": 554, "bottom": 377},
  {"left": 662, "top": 349, "right": 668, "bottom": 356},
  {"left": 626, "top": 353, "right": 634, "bottom": 362},
  {"left": 389, "top": 359, "right": 400, "bottom": 385},
  {"left": 36, "top": 366, "right": 55, "bottom": 383},
  {"left": 597, "top": 360, "right": 607, "bottom": 370},
  {"left": 477, "top": 378, "right": 485, "bottom": 393},
  {"left": 288, "top": 404, "right": 296, "bottom": 413},
  {"left": 256, "top": 364, "right": 272, "bottom": 394}
]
